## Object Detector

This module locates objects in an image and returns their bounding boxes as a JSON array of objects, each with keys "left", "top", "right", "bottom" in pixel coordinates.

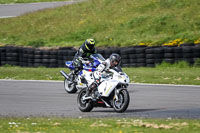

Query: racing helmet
[
  {"left": 84, "top": 38, "right": 95, "bottom": 50},
  {"left": 109, "top": 53, "right": 121, "bottom": 67}
]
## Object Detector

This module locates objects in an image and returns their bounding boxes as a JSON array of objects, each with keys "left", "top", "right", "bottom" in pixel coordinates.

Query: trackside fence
[{"left": 0, "top": 46, "right": 200, "bottom": 67}]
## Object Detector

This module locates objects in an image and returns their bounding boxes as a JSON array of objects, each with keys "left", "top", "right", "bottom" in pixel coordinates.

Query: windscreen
[
  {"left": 113, "top": 66, "right": 123, "bottom": 72},
  {"left": 90, "top": 54, "right": 105, "bottom": 61}
]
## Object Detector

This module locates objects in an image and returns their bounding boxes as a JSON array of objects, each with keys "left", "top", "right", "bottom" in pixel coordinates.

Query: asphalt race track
[
  {"left": 0, "top": 1, "right": 79, "bottom": 18},
  {"left": 0, "top": 80, "right": 200, "bottom": 118}
]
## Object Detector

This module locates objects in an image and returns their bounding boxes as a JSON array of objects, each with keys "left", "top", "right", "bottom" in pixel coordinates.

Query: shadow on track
[{"left": 92, "top": 108, "right": 163, "bottom": 113}]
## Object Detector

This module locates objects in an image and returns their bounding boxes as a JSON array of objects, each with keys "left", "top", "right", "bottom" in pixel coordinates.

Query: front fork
[
  {"left": 114, "top": 86, "right": 126, "bottom": 102},
  {"left": 114, "top": 89, "right": 120, "bottom": 101}
]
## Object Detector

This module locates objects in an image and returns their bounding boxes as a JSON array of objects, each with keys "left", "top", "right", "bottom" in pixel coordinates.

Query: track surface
[
  {"left": 0, "top": 80, "right": 200, "bottom": 118},
  {"left": 0, "top": 1, "right": 78, "bottom": 18}
]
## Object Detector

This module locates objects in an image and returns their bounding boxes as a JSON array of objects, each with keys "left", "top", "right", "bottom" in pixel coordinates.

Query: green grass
[
  {"left": 0, "top": 62, "right": 200, "bottom": 85},
  {"left": 0, "top": 0, "right": 200, "bottom": 47},
  {"left": 0, "top": 0, "right": 70, "bottom": 4},
  {"left": 0, "top": 65, "right": 65, "bottom": 81},
  {"left": 0, "top": 117, "right": 200, "bottom": 133},
  {"left": 124, "top": 61, "right": 200, "bottom": 85}
]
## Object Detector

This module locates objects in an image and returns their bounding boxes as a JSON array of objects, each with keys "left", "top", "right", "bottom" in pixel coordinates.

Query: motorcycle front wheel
[
  {"left": 113, "top": 89, "right": 130, "bottom": 113},
  {"left": 77, "top": 89, "right": 93, "bottom": 112},
  {"left": 64, "top": 78, "right": 77, "bottom": 93}
]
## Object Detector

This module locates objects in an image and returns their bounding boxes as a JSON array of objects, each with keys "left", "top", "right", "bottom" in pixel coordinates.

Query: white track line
[
  {"left": 0, "top": 79, "right": 63, "bottom": 83},
  {"left": 0, "top": 16, "right": 15, "bottom": 18},
  {"left": 0, "top": 1, "right": 75, "bottom": 5},
  {"left": 132, "top": 82, "right": 200, "bottom": 88},
  {"left": 0, "top": 79, "right": 200, "bottom": 87}
]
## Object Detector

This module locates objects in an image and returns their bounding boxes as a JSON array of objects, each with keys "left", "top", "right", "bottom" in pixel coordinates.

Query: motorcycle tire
[
  {"left": 64, "top": 78, "right": 77, "bottom": 93},
  {"left": 113, "top": 89, "right": 130, "bottom": 113},
  {"left": 77, "top": 89, "right": 93, "bottom": 112}
]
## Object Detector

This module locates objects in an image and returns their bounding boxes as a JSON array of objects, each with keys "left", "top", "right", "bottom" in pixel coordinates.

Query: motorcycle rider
[
  {"left": 96, "top": 53, "right": 122, "bottom": 73},
  {"left": 73, "top": 38, "right": 97, "bottom": 74},
  {"left": 87, "top": 53, "right": 122, "bottom": 99}
]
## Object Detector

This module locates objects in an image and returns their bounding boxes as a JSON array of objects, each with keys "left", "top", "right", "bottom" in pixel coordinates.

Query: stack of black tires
[
  {"left": 193, "top": 47, "right": 200, "bottom": 63},
  {"left": 121, "top": 47, "right": 150, "bottom": 67},
  {"left": 146, "top": 47, "right": 164, "bottom": 67},
  {"left": 41, "top": 50, "right": 58, "bottom": 68},
  {"left": 0, "top": 46, "right": 20, "bottom": 66},
  {"left": 182, "top": 46, "right": 194, "bottom": 64},
  {"left": 98, "top": 48, "right": 120, "bottom": 59},
  {"left": 34, "top": 49, "right": 43, "bottom": 67},
  {"left": 119, "top": 45, "right": 200, "bottom": 67},
  {"left": 57, "top": 48, "right": 76, "bottom": 67},
  {"left": 120, "top": 48, "right": 131, "bottom": 67},
  {"left": 0, "top": 47, "right": 6, "bottom": 66},
  {"left": 163, "top": 47, "right": 175, "bottom": 64},
  {"left": 0, "top": 45, "right": 200, "bottom": 68}
]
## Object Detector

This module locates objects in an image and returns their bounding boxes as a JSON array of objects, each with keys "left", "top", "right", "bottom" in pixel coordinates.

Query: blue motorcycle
[{"left": 60, "top": 54, "right": 105, "bottom": 93}]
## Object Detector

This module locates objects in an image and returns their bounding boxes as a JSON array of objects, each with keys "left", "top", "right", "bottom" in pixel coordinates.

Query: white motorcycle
[{"left": 77, "top": 68, "right": 130, "bottom": 113}]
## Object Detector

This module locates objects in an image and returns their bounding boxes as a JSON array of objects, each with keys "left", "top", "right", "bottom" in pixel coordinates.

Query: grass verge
[
  {"left": 0, "top": 117, "right": 200, "bottom": 133},
  {"left": 0, "top": 0, "right": 200, "bottom": 47},
  {"left": 124, "top": 62, "right": 200, "bottom": 85},
  {"left": 0, "top": 0, "right": 69, "bottom": 4},
  {"left": 0, "top": 62, "right": 200, "bottom": 85}
]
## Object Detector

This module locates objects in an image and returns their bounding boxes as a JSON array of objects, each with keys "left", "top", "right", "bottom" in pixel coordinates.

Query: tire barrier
[{"left": 0, "top": 45, "right": 200, "bottom": 67}]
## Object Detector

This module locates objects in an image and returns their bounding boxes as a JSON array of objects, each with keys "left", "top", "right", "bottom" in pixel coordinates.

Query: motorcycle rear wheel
[
  {"left": 113, "top": 89, "right": 129, "bottom": 113},
  {"left": 64, "top": 78, "right": 77, "bottom": 93},
  {"left": 77, "top": 89, "right": 93, "bottom": 112}
]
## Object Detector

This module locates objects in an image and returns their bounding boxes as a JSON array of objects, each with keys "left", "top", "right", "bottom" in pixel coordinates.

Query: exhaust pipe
[{"left": 60, "top": 70, "right": 69, "bottom": 79}]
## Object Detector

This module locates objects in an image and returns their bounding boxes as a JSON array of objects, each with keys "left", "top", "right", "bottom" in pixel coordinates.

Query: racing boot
[
  {"left": 85, "top": 82, "right": 97, "bottom": 100},
  {"left": 90, "top": 83, "right": 98, "bottom": 101}
]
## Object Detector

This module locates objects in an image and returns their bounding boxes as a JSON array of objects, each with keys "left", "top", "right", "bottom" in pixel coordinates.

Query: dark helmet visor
[{"left": 87, "top": 43, "right": 94, "bottom": 49}]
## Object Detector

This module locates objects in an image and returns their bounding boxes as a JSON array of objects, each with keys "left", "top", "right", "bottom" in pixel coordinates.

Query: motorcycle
[
  {"left": 60, "top": 54, "right": 105, "bottom": 93},
  {"left": 77, "top": 68, "right": 130, "bottom": 113}
]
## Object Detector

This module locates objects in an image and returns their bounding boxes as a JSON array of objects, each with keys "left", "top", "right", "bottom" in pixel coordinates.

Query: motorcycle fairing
[
  {"left": 65, "top": 61, "right": 75, "bottom": 70},
  {"left": 98, "top": 80, "right": 119, "bottom": 97},
  {"left": 65, "top": 57, "right": 101, "bottom": 72}
]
